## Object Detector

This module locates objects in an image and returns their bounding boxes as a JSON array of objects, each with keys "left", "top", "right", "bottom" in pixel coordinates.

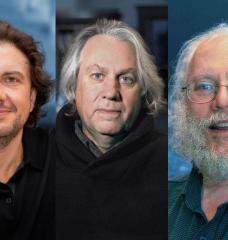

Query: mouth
[
  {"left": 96, "top": 109, "right": 121, "bottom": 118},
  {"left": 97, "top": 108, "right": 121, "bottom": 113},
  {"left": 0, "top": 109, "right": 11, "bottom": 118},
  {"left": 209, "top": 121, "right": 228, "bottom": 131},
  {"left": 0, "top": 108, "right": 12, "bottom": 113}
]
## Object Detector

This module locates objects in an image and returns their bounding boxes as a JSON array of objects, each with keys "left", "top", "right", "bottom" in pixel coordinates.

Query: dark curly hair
[{"left": 0, "top": 21, "right": 52, "bottom": 127}]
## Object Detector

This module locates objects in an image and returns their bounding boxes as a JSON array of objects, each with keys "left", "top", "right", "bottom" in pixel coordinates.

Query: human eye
[
  {"left": 119, "top": 74, "right": 135, "bottom": 85},
  {"left": 193, "top": 81, "right": 215, "bottom": 95},
  {"left": 91, "top": 72, "right": 104, "bottom": 81},
  {"left": 4, "top": 76, "right": 20, "bottom": 85}
]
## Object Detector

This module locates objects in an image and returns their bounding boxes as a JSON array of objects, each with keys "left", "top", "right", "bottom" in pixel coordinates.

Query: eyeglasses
[{"left": 182, "top": 79, "right": 228, "bottom": 103}]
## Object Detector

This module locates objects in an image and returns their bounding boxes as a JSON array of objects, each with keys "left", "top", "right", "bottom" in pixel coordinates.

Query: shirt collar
[
  {"left": 183, "top": 167, "right": 203, "bottom": 212},
  {"left": 74, "top": 120, "right": 103, "bottom": 158}
]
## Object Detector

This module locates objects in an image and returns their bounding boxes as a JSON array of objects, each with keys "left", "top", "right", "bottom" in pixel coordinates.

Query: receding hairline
[
  {"left": 78, "top": 33, "right": 137, "bottom": 74},
  {"left": 187, "top": 35, "right": 228, "bottom": 80},
  {"left": 79, "top": 33, "right": 136, "bottom": 60}
]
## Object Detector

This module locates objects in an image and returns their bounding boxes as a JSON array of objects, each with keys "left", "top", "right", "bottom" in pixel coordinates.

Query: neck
[
  {"left": 0, "top": 130, "right": 23, "bottom": 183},
  {"left": 202, "top": 179, "right": 228, "bottom": 221},
  {"left": 82, "top": 126, "right": 125, "bottom": 153}
]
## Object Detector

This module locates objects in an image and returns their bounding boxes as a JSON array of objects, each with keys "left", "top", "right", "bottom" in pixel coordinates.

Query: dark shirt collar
[
  {"left": 74, "top": 118, "right": 141, "bottom": 158},
  {"left": 183, "top": 167, "right": 203, "bottom": 213},
  {"left": 74, "top": 120, "right": 103, "bottom": 158},
  {"left": 182, "top": 167, "right": 228, "bottom": 216}
]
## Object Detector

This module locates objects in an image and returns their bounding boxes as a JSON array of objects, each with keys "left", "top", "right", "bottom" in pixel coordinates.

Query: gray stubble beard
[{"left": 0, "top": 115, "right": 24, "bottom": 149}]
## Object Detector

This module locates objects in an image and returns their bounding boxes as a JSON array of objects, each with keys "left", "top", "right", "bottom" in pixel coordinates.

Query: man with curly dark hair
[{"left": 0, "top": 21, "right": 54, "bottom": 240}]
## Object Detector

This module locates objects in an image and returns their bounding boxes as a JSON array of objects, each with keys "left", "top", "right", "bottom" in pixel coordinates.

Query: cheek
[
  {"left": 18, "top": 92, "right": 32, "bottom": 110},
  {"left": 8, "top": 89, "right": 29, "bottom": 104},
  {"left": 188, "top": 101, "right": 212, "bottom": 119},
  {"left": 75, "top": 83, "right": 100, "bottom": 117},
  {"left": 9, "top": 91, "right": 32, "bottom": 120},
  {"left": 123, "top": 90, "right": 141, "bottom": 113}
]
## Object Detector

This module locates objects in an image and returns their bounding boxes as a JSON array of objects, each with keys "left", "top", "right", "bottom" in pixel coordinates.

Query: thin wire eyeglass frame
[{"left": 182, "top": 83, "right": 228, "bottom": 104}]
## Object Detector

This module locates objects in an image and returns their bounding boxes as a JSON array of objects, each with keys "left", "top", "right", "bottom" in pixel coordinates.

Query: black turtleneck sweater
[{"left": 55, "top": 104, "right": 167, "bottom": 240}]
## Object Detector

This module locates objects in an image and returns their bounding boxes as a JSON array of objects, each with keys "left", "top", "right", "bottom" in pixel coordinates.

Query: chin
[
  {"left": 0, "top": 124, "right": 15, "bottom": 137},
  {"left": 0, "top": 117, "right": 24, "bottom": 138},
  {"left": 95, "top": 123, "right": 123, "bottom": 136},
  {"left": 208, "top": 141, "right": 228, "bottom": 156}
]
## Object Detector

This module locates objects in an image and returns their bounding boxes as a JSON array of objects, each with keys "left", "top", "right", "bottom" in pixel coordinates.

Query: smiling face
[
  {"left": 75, "top": 34, "right": 142, "bottom": 141},
  {"left": 187, "top": 36, "right": 228, "bottom": 155},
  {"left": 0, "top": 42, "right": 36, "bottom": 139}
]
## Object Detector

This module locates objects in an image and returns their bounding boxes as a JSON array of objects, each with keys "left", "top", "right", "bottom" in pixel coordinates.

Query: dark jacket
[
  {"left": 0, "top": 128, "right": 55, "bottom": 240},
  {"left": 55, "top": 105, "right": 167, "bottom": 240}
]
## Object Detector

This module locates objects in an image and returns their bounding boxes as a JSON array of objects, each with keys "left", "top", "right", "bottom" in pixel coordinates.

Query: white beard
[{"left": 170, "top": 100, "right": 228, "bottom": 185}]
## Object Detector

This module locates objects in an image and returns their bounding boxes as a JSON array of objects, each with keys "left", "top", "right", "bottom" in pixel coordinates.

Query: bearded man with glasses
[{"left": 169, "top": 23, "right": 228, "bottom": 240}]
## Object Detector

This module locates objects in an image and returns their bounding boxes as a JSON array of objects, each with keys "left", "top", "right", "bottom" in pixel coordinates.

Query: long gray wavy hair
[{"left": 60, "top": 18, "right": 165, "bottom": 115}]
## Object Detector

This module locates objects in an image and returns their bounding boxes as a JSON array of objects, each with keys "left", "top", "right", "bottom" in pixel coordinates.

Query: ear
[{"left": 29, "top": 88, "right": 37, "bottom": 112}]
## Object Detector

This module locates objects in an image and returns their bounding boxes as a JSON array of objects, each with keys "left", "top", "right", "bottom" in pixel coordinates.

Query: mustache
[
  {"left": 187, "top": 110, "right": 228, "bottom": 128},
  {"left": 0, "top": 102, "right": 17, "bottom": 112}
]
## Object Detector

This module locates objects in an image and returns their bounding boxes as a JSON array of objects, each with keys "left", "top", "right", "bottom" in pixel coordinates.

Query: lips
[
  {"left": 209, "top": 121, "right": 228, "bottom": 130},
  {"left": 0, "top": 109, "right": 11, "bottom": 119},
  {"left": 0, "top": 108, "right": 11, "bottom": 112},
  {"left": 96, "top": 108, "right": 121, "bottom": 119},
  {"left": 0, "top": 109, "right": 11, "bottom": 113},
  {"left": 97, "top": 108, "right": 121, "bottom": 112}
]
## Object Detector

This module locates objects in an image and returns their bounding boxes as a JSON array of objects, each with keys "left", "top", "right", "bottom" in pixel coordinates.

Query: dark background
[{"left": 56, "top": 0, "right": 168, "bottom": 135}]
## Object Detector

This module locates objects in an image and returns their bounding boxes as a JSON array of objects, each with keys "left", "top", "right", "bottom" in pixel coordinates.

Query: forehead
[
  {"left": 79, "top": 34, "right": 136, "bottom": 69},
  {"left": 188, "top": 36, "right": 228, "bottom": 77},
  {"left": 0, "top": 42, "right": 30, "bottom": 74}
]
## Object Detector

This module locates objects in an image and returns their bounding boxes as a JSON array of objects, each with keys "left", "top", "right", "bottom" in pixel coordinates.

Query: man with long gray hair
[
  {"left": 169, "top": 23, "right": 228, "bottom": 239},
  {"left": 55, "top": 19, "right": 167, "bottom": 239}
]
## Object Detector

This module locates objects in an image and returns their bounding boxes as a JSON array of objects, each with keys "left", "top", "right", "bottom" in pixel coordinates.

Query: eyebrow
[
  {"left": 86, "top": 64, "right": 108, "bottom": 73},
  {"left": 190, "top": 74, "right": 218, "bottom": 82},
  {"left": 86, "top": 64, "right": 136, "bottom": 76},
  {"left": 2, "top": 71, "right": 24, "bottom": 78},
  {"left": 117, "top": 68, "right": 137, "bottom": 76}
]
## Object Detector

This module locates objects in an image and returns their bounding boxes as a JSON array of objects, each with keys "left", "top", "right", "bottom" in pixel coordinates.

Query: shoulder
[
  {"left": 23, "top": 127, "right": 50, "bottom": 147},
  {"left": 139, "top": 113, "right": 167, "bottom": 147},
  {"left": 152, "top": 130, "right": 167, "bottom": 146},
  {"left": 56, "top": 104, "right": 76, "bottom": 137},
  {"left": 147, "top": 128, "right": 167, "bottom": 155},
  {"left": 56, "top": 104, "right": 75, "bottom": 125},
  {"left": 24, "top": 126, "right": 49, "bottom": 137},
  {"left": 23, "top": 127, "right": 53, "bottom": 168},
  {"left": 144, "top": 113, "right": 168, "bottom": 146},
  {"left": 168, "top": 174, "right": 189, "bottom": 203}
]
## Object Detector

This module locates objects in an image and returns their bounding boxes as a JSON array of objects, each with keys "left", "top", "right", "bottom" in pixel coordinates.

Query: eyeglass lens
[{"left": 187, "top": 80, "right": 216, "bottom": 103}]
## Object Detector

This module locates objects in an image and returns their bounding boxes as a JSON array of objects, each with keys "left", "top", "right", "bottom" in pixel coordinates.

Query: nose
[
  {"left": 212, "top": 84, "right": 228, "bottom": 110},
  {"left": 102, "top": 76, "right": 121, "bottom": 101},
  {"left": 0, "top": 85, "right": 7, "bottom": 102}
]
